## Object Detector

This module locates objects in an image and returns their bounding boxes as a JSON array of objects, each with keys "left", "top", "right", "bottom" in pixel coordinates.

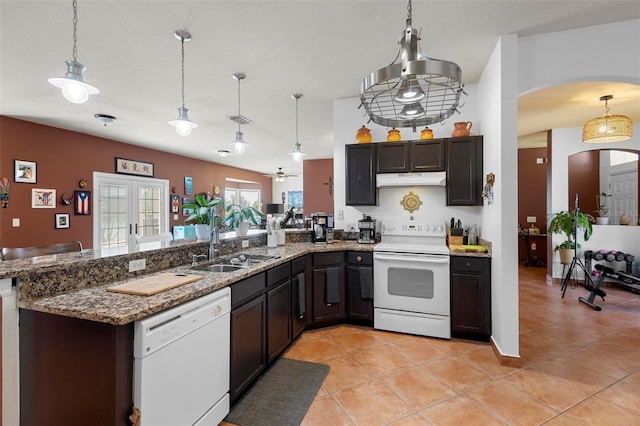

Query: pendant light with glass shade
[
  {"left": 168, "top": 30, "right": 198, "bottom": 137},
  {"left": 582, "top": 95, "right": 633, "bottom": 143},
  {"left": 228, "top": 73, "right": 253, "bottom": 154},
  {"left": 359, "top": 0, "right": 466, "bottom": 130},
  {"left": 48, "top": 0, "right": 99, "bottom": 104},
  {"left": 289, "top": 94, "right": 306, "bottom": 162}
]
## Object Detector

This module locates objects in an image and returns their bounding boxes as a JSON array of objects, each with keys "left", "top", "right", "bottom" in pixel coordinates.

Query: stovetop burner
[{"left": 374, "top": 221, "right": 448, "bottom": 255}]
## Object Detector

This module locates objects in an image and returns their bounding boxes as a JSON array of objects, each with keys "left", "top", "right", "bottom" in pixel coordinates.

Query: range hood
[{"left": 376, "top": 171, "right": 446, "bottom": 187}]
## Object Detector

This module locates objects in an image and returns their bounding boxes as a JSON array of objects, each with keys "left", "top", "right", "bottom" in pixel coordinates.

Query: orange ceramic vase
[
  {"left": 420, "top": 127, "right": 434, "bottom": 139},
  {"left": 387, "top": 127, "right": 402, "bottom": 142},
  {"left": 451, "top": 121, "right": 472, "bottom": 137},
  {"left": 355, "top": 125, "right": 372, "bottom": 143}
]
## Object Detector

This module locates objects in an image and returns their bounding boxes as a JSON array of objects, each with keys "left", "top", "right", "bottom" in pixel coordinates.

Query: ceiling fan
[{"left": 264, "top": 167, "right": 298, "bottom": 182}]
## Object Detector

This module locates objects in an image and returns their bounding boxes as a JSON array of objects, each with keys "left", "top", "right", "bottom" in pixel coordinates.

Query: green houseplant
[
  {"left": 223, "top": 203, "right": 264, "bottom": 236},
  {"left": 547, "top": 209, "right": 595, "bottom": 264},
  {"left": 594, "top": 192, "right": 611, "bottom": 224},
  {"left": 183, "top": 194, "right": 223, "bottom": 240}
]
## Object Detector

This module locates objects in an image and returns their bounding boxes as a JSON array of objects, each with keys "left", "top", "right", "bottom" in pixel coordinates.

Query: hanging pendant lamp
[
  {"left": 168, "top": 30, "right": 198, "bottom": 136},
  {"left": 289, "top": 94, "right": 306, "bottom": 162},
  {"left": 228, "top": 73, "right": 253, "bottom": 154},
  {"left": 359, "top": 0, "right": 465, "bottom": 129},
  {"left": 582, "top": 95, "right": 633, "bottom": 143},
  {"left": 48, "top": 0, "right": 99, "bottom": 104}
]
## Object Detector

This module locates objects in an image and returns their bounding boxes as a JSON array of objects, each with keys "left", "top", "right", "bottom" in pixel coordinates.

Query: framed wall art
[
  {"left": 184, "top": 176, "right": 193, "bottom": 195},
  {"left": 115, "top": 157, "right": 154, "bottom": 177},
  {"left": 74, "top": 190, "right": 91, "bottom": 215},
  {"left": 31, "top": 188, "right": 56, "bottom": 208},
  {"left": 171, "top": 194, "right": 180, "bottom": 213},
  {"left": 55, "top": 213, "right": 70, "bottom": 229},
  {"left": 14, "top": 160, "right": 37, "bottom": 183}
]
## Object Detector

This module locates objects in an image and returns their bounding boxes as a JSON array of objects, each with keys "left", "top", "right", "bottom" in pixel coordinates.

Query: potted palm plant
[
  {"left": 594, "top": 192, "right": 611, "bottom": 225},
  {"left": 183, "top": 194, "right": 223, "bottom": 240},
  {"left": 547, "top": 209, "right": 595, "bottom": 264},
  {"left": 223, "top": 203, "right": 264, "bottom": 236}
]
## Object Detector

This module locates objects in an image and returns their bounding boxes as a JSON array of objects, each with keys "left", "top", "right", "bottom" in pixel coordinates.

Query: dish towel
[
  {"left": 296, "top": 272, "right": 306, "bottom": 318},
  {"left": 359, "top": 266, "right": 373, "bottom": 300},
  {"left": 325, "top": 267, "right": 341, "bottom": 304}
]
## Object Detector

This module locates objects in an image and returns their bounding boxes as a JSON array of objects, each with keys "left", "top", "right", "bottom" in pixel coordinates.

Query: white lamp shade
[{"left": 48, "top": 61, "right": 99, "bottom": 104}]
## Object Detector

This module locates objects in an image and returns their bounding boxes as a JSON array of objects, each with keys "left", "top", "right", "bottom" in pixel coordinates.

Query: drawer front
[
  {"left": 267, "top": 262, "right": 291, "bottom": 287},
  {"left": 346, "top": 251, "right": 372, "bottom": 266},
  {"left": 451, "top": 256, "right": 486, "bottom": 273},
  {"left": 292, "top": 255, "right": 308, "bottom": 275},
  {"left": 313, "top": 252, "right": 343, "bottom": 267},
  {"left": 231, "top": 272, "right": 266, "bottom": 308}
]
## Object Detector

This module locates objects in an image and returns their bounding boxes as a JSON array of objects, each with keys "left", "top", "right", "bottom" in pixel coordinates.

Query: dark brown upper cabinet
[{"left": 446, "top": 136, "right": 483, "bottom": 206}]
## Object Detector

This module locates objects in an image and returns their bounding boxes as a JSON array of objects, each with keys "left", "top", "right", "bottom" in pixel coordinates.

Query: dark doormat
[{"left": 225, "top": 357, "right": 330, "bottom": 426}]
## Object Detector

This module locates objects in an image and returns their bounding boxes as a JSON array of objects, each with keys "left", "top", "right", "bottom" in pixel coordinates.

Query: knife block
[{"left": 448, "top": 230, "right": 464, "bottom": 246}]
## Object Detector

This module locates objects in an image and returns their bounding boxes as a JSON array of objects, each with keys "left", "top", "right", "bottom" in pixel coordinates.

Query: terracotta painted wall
[
  {"left": 0, "top": 117, "right": 272, "bottom": 248},
  {"left": 518, "top": 147, "right": 548, "bottom": 264},
  {"left": 303, "top": 159, "right": 334, "bottom": 216},
  {"left": 568, "top": 150, "right": 600, "bottom": 215}
]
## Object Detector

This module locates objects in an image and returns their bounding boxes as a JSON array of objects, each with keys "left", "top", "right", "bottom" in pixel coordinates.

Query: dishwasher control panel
[{"left": 133, "top": 287, "right": 231, "bottom": 358}]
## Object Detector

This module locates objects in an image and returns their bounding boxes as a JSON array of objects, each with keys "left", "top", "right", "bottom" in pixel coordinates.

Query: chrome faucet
[
  {"left": 209, "top": 210, "right": 221, "bottom": 262},
  {"left": 191, "top": 254, "right": 207, "bottom": 266}
]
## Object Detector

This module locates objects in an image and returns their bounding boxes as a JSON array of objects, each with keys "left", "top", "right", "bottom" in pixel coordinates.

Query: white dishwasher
[{"left": 134, "top": 287, "right": 231, "bottom": 426}]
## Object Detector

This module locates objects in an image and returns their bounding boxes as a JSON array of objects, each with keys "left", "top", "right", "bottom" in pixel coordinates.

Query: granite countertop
[{"left": 18, "top": 241, "right": 372, "bottom": 326}]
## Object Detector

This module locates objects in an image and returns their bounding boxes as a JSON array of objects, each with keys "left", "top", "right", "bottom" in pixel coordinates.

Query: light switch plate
[
  {"left": 129, "top": 259, "right": 146, "bottom": 272},
  {"left": 242, "top": 240, "right": 249, "bottom": 248},
  {"left": 12, "top": 218, "right": 20, "bottom": 227},
  {"left": 536, "top": 158, "right": 544, "bottom": 164},
  {"left": 336, "top": 210, "right": 344, "bottom": 220},
  {"left": 527, "top": 216, "right": 536, "bottom": 223}
]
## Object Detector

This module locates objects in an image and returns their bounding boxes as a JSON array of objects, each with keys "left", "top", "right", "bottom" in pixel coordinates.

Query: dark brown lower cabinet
[
  {"left": 267, "top": 280, "right": 292, "bottom": 363},
  {"left": 19, "top": 310, "right": 134, "bottom": 426},
  {"left": 312, "top": 252, "right": 345, "bottom": 325},
  {"left": 230, "top": 294, "right": 267, "bottom": 402},
  {"left": 450, "top": 256, "right": 491, "bottom": 341},
  {"left": 346, "top": 251, "right": 374, "bottom": 325}
]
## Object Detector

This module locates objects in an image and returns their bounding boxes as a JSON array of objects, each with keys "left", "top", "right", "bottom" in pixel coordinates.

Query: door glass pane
[
  {"left": 240, "top": 189, "right": 260, "bottom": 209},
  {"left": 99, "top": 183, "right": 129, "bottom": 248},
  {"left": 388, "top": 268, "right": 434, "bottom": 299},
  {"left": 138, "top": 185, "right": 161, "bottom": 237}
]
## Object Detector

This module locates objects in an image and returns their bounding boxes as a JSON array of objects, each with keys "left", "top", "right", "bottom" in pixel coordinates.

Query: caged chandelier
[
  {"left": 168, "top": 30, "right": 198, "bottom": 137},
  {"left": 359, "top": 0, "right": 466, "bottom": 129},
  {"left": 48, "top": 0, "right": 99, "bottom": 104}
]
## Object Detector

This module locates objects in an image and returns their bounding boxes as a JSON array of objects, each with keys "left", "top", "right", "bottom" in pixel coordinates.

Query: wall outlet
[
  {"left": 242, "top": 240, "right": 249, "bottom": 248},
  {"left": 346, "top": 222, "right": 355, "bottom": 231},
  {"left": 336, "top": 210, "right": 344, "bottom": 220},
  {"left": 129, "top": 258, "right": 146, "bottom": 272}
]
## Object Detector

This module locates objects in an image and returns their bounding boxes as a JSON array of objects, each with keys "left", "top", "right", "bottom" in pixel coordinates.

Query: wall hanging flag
[{"left": 74, "top": 190, "right": 91, "bottom": 215}]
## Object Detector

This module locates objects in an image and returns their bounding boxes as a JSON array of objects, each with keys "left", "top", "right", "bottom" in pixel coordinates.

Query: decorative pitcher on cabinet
[{"left": 451, "top": 121, "right": 472, "bottom": 137}]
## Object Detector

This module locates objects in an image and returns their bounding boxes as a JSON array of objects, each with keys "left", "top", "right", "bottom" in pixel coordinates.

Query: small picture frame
[
  {"left": 14, "top": 160, "right": 37, "bottom": 183},
  {"left": 184, "top": 177, "right": 193, "bottom": 195},
  {"left": 115, "top": 157, "right": 154, "bottom": 177},
  {"left": 171, "top": 194, "right": 180, "bottom": 213},
  {"left": 183, "top": 207, "right": 194, "bottom": 217},
  {"left": 32, "top": 188, "right": 56, "bottom": 208},
  {"left": 74, "top": 190, "right": 91, "bottom": 215},
  {"left": 55, "top": 213, "right": 70, "bottom": 229}
]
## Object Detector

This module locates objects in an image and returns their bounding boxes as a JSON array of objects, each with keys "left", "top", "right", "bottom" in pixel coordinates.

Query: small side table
[{"left": 519, "top": 233, "right": 547, "bottom": 267}]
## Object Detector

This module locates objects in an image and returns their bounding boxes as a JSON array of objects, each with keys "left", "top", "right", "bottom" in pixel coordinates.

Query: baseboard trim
[{"left": 490, "top": 336, "right": 523, "bottom": 368}]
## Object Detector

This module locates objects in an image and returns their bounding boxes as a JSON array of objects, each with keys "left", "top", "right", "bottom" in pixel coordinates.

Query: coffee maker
[
  {"left": 357, "top": 215, "right": 376, "bottom": 244},
  {"left": 311, "top": 212, "right": 333, "bottom": 244}
]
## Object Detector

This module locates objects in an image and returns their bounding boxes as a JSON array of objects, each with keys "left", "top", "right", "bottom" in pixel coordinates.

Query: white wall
[
  {"left": 477, "top": 34, "right": 520, "bottom": 357},
  {"left": 272, "top": 175, "right": 303, "bottom": 210},
  {"left": 549, "top": 125, "right": 640, "bottom": 279},
  {"left": 518, "top": 20, "right": 640, "bottom": 94}
]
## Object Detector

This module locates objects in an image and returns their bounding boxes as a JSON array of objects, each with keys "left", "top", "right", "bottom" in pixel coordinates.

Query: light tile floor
[{"left": 229, "top": 265, "right": 640, "bottom": 425}]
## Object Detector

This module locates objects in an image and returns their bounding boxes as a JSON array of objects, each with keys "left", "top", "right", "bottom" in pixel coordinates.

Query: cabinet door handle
[
  {"left": 356, "top": 256, "right": 362, "bottom": 262},
  {"left": 466, "top": 262, "right": 471, "bottom": 266}
]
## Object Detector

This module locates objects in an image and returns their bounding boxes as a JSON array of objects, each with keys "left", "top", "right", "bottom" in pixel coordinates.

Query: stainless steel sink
[{"left": 193, "top": 264, "right": 246, "bottom": 273}]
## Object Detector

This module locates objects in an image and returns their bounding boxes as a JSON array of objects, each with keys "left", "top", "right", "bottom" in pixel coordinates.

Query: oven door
[{"left": 373, "top": 252, "right": 450, "bottom": 316}]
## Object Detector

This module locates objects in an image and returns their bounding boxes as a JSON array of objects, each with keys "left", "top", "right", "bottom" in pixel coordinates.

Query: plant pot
[
  {"left": 194, "top": 224, "right": 211, "bottom": 241},
  {"left": 595, "top": 217, "right": 609, "bottom": 225},
  {"left": 236, "top": 221, "right": 249, "bottom": 236},
  {"left": 559, "top": 248, "right": 573, "bottom": 265}
]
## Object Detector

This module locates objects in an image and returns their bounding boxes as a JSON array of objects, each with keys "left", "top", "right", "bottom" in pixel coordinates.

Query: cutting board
[
  {"left": 107, "top": 273, "right": 203, "bottom": 296},
  {"left": 449, "top": 244, "right": 489, "bottom": 253}
]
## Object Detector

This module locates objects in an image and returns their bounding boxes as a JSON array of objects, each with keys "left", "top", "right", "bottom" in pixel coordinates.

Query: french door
[{"left": 93, "top": 172, "right": 169, "bottom": 252}]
